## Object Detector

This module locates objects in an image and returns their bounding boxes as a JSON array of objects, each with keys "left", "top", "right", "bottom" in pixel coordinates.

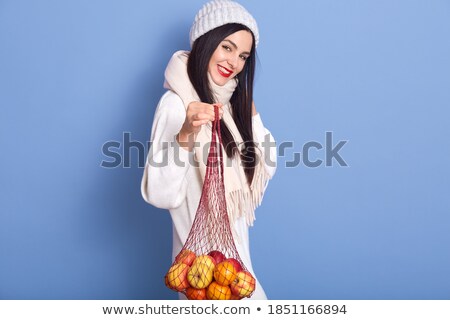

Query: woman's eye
[
  {"left": 240, "top": 55, "right": 248, "bottom": 61},
  {"left": 222, "top": 45, "right": 231, "bottom": 51}
]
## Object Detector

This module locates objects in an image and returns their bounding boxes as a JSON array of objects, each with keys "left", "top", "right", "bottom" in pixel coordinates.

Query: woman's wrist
[{"left": 176, "top": 129, "right": 195, "bottom": 151}]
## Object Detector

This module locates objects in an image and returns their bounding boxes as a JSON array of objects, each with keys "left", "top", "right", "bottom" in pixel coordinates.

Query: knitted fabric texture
[{"left": 190, "top": 0, "right": 259, "bottom": 48}]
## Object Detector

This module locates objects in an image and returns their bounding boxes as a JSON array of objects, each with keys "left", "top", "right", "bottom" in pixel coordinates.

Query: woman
[{"left": 141, "top": 0, "right": 276, "bottom": 299}]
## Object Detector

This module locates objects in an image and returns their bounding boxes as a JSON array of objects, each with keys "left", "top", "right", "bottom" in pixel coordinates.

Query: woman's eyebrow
[{"left": 223, "top": 39, "right": 250, "bottom": 56}]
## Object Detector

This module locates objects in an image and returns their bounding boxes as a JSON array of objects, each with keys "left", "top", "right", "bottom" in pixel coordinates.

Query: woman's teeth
[{"left": 218, "top": 65, "right": 232, "bottom": 76}]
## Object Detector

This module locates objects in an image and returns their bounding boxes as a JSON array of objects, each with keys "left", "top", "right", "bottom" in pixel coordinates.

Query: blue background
[{"left": 1, "top": 0, "right": 449, "bottom": 299}]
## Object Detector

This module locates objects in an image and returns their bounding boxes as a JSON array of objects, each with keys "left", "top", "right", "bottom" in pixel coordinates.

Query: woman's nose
[{"left": 227, "top": 55, "right": 238, "bottom": 69}]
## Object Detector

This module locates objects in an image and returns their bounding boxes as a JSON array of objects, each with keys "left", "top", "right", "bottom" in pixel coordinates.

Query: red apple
[
  {"left": 165, "top": 263, "right": 190, "bottom": 292},
  {"left": 224, "top": 258, "right": 242, "bottom": 273},
  {"left": 208, "top": 250, "right": 225, "bottom": 264},
  {"left": 185, "top": 287, "right": 207, "bottom": 300},
  {"left": 175, "top": 249, "right": 196, "bottom": 266},
  {"left": 230, "top": 270, "right": 256, "bottom": 298}
]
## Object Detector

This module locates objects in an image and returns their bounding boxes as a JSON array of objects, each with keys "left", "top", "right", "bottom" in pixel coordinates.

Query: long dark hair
[{"left": 187, "top": 23, "right": 257, "bottom": 185}]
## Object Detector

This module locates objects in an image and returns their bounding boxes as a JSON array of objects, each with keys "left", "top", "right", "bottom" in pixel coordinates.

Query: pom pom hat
[{"left": 189, "top": 0, "right": 259, "bottom": 48}]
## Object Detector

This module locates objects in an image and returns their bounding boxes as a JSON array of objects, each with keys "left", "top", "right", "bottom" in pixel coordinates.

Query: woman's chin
[
  {"left": 208, "top": 70, "right": 234, "bottom": 87},
  {"left": 212, "top": 77, "right": 230, "bottom": 87}
]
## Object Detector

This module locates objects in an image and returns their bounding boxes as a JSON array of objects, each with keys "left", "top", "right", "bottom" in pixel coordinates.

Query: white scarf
[{"left": 164, "top": 50, "right": 270, "bottom": 233}]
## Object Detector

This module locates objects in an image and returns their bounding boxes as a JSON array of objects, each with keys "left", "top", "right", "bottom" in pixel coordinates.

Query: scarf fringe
[
  {"left": 226, "top": 164, "right": 271, "bottom": 243},
  {"left": 164, "top": 50, "right": 272, "bottom": 244}
]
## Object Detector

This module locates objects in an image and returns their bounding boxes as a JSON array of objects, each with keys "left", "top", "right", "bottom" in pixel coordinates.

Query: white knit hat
[{"left": 190, "top": 0, "right": 259, "bottom": 48}]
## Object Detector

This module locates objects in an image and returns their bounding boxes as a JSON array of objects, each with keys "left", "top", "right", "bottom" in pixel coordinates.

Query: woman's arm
[{"left": 141, "top": 92, "right": 193, "bottom": 209}]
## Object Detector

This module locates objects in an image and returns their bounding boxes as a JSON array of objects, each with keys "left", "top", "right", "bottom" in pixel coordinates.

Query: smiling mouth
[{"left": 217, "top": 65, "right": 233, "bottom": 78}]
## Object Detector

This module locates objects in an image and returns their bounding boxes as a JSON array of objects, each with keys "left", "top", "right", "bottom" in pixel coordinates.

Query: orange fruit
[
  {"left": 213, "top": 261, "right": 237, "bottom": 286},
  {"left": 206, "top": 281, "right": 231, "bottom": 300}
]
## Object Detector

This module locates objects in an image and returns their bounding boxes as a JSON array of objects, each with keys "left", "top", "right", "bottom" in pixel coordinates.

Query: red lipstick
[{"left": 217, "top": 64, "right": 232, "bottom": 78}]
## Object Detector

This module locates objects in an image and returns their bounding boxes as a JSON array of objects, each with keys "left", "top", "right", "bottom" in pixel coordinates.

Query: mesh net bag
[{"left": 164, "top": 105, "right": 256, "bottom": 300}]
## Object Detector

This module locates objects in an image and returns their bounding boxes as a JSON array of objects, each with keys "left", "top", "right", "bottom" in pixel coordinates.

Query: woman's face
[{"left": 208, "top": 30, "right": 253, "bottom": 86}]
